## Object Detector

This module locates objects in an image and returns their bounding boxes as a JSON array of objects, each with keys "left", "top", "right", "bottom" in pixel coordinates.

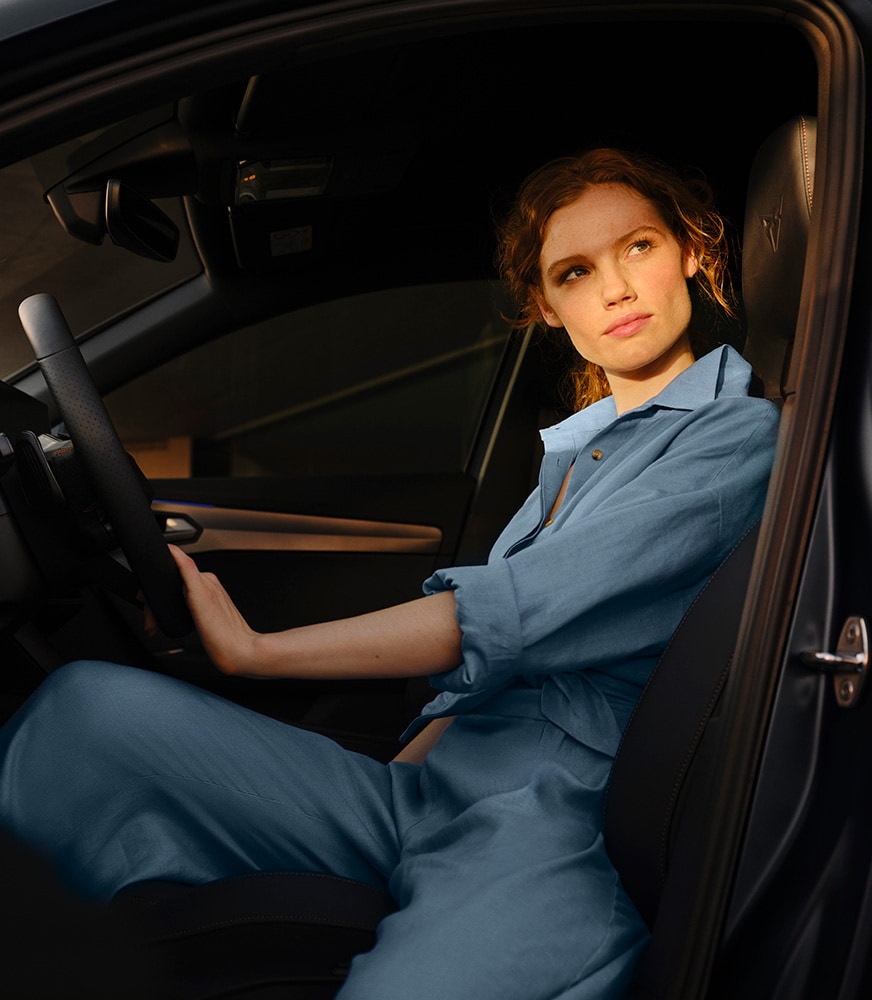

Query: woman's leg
[
  {"left": 0, "top": 660, "right": 405, "bottom": 899},
  {"left": 337, "top": 713, "right": 650, "bottom": 1000}
]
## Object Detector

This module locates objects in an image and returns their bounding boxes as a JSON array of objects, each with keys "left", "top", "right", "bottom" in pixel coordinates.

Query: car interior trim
[{"left": 151, "top": 500, "right": 443, "bottom": 555}]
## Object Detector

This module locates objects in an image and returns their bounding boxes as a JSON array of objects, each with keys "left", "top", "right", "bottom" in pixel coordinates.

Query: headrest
[{"left": 741, "top": 116, "right": 816, "bottom": 400}]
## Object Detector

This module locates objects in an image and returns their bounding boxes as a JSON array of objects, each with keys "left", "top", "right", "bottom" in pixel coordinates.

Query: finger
[
  {"left": 167, "top": 544, "right": 206, "bottom": 595},
  {"left": 167, "top": 543, "right": 195, "bottom": 573}
]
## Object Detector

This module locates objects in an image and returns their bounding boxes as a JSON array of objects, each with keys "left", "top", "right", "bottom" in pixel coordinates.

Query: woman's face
[{"left": 536, "top": 183, "right": 699, "bottom": 405}]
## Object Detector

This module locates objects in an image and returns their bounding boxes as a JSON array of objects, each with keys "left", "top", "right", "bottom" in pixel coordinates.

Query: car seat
[
  {"left": 604, "top": 114, "right": 815, "bottom": 994},
  {"left": 110, "top": 116, "right": 816, "bottom": 999}
]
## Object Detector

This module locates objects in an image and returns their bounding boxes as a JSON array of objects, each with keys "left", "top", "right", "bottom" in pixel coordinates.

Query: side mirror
[{"left": 104, "top": 180, "right": 180, "bottom": 263}]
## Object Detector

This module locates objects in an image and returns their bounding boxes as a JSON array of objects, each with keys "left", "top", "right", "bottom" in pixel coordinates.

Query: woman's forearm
[
  {"left": 168, "top": 544, "right": 463, "bottom": 680},
  {"left": 246, "top": 591, "right": 463, "bottom": 680}
]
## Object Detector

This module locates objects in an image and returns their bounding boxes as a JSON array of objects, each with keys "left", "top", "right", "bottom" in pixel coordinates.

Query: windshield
[{"left": 0, "top": 157, "right": 200, "bottom": 378}]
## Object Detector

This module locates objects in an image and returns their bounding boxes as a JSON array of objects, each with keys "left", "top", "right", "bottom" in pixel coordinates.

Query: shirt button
[{"left": 591, "top": 448, "right": 603, "bottom": 460}]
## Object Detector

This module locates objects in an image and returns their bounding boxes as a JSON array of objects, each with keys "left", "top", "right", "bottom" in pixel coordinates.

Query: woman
[{"left": 0, "top": 148, "right": 779, "bottom": 998}]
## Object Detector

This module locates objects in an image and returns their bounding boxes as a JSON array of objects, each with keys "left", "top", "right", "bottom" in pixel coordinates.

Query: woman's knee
[
  {"left": 0, "top": 662, "right": 209, "bottom": 832},
  {"left": 3, "top": 660, "right": 183, "bottom": 766},
  {"left": 37, "top": 658, "right": 129, "bottom": 708}
]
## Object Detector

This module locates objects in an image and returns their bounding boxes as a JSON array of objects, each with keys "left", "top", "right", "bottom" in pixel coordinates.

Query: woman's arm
[{"left": 167, "top": 545, "right": 463, "bottom": 681}]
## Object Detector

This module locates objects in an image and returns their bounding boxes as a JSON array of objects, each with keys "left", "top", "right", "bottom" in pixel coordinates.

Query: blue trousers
[{"left": 0, "top": 661, "right": 648, "bottom": 999}]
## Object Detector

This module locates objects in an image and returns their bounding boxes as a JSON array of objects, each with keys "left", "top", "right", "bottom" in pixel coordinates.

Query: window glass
[
  {"left": 0, "top": 158, "right": 201, "bottom": 378},
  {"left": 105, "top": 281, "right": 513, "bottom": 479}
]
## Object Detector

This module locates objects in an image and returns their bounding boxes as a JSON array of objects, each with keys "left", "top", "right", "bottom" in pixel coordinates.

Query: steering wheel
[{"left": 18, "top": 293, "right": 193, "bottom": 638}]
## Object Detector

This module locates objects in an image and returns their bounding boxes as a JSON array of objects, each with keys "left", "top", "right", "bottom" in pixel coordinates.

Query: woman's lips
[{"left": 603, "top": 313, "right": 652, "bottom": 338}]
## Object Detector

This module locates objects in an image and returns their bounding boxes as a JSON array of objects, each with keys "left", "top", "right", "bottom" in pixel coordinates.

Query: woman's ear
[
  {"left": 533, "top": 289, "right": 563, "bottom": 328},
  {"left": 683, "top": 248, "right": 700, "bottom": 279}
]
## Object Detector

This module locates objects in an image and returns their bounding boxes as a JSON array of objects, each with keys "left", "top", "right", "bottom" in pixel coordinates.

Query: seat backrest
[
  {"left": 742, "top": 115, "right": 817, "bottom": 401},
  {"left": 603, "top": 115, "right": 816, "bottom": 929}
]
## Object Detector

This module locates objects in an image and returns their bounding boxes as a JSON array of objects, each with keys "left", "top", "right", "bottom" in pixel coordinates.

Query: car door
[
  {"left": 93, "top": 277, "right": 551, "bottom": 748},
  {"left": 620, "top": 1, "right": 872, "bottom": 996}
]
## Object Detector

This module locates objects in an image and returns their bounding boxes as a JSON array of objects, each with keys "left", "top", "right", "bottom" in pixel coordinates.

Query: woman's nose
[{"left": 600, "top": 266, "right": 635, "bottom": 306}]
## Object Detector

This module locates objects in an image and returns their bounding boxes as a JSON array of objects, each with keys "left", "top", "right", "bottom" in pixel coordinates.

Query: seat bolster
[
  {"left": 604, "top": 522, "right": 761, "bottom": 928},
  {"left": 114, "top": 871, "right": 397, "bottom": 941}
]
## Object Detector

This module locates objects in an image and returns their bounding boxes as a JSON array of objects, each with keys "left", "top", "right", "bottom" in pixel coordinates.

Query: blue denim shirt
[{"left": 406, "top": 346, "right": 780, "bottom": 755}]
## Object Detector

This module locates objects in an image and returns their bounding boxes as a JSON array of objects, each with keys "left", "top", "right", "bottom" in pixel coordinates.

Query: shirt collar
[
  {"left": 649, "top": 344, "right": 751, "bottom": 410},
  {"left": 541, "top": 345, "right": 753, "bottom": 452}
]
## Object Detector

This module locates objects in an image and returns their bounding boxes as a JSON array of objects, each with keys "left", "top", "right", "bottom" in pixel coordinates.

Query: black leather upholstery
[
  {"left": 742, "top": 115, "right": 817, "bottom": 401},
  {"left": 603, "top": 522, "right": 761, "bottom": 928},
  {"left": 113, "top": 872, "right": 396, "bottom": 999}
]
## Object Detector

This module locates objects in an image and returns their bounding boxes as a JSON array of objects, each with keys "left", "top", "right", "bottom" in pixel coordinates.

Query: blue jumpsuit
[{"left": 0, "top": 346, "right": 779, "bottom": 999}]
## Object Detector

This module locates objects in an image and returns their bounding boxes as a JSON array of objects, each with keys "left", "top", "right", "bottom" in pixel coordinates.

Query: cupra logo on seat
[{"left": 761, "top": 196, "right": 784, "bottom": 252}]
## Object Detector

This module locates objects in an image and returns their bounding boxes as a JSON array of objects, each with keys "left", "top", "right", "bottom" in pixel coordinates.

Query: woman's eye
[
  {"left": 628, "top": 240, "right": 653, "bottom": 257},
  {"left": 560, "top": 265, "right": 589, "bottom": 283}
]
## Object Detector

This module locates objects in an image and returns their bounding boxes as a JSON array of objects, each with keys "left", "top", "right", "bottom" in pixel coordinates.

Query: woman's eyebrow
[{"left": 544, "top": 225, "right": 665, "bottom": 280}]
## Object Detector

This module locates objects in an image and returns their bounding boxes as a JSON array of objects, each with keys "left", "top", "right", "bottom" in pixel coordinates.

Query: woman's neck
[{"left": 607, "top": 345, "right": 695, "bottom": 415}]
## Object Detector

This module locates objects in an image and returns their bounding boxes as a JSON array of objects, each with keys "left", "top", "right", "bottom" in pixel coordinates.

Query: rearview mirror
[
  {"left": 104, "top": 180, "right": 180, "bottom": 263},
  {"left": 43, "top": 177, "right": 180, "bottom": 263}
]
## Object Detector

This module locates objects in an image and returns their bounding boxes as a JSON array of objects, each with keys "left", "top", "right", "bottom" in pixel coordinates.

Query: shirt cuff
[{"left": 423, "top": 562, "right": 522, "bottom": 693}]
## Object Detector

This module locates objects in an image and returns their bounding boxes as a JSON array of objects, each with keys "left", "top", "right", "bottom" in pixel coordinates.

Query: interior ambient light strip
[{"left": 151, "top": 501, "right": 442, "bottom": 555}]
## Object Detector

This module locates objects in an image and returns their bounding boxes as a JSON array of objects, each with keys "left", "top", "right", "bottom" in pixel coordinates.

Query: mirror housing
[
  {"left": 104, "top": 180, "right": 179, "bottom": 263},
  {"left": 44, "top": 178, "right": 179, "bottom": 263}
]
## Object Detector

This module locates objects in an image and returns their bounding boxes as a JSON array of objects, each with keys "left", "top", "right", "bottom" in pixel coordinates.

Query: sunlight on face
[{"left": 537, "top": 183, "right": 699, "bottom": 410}]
